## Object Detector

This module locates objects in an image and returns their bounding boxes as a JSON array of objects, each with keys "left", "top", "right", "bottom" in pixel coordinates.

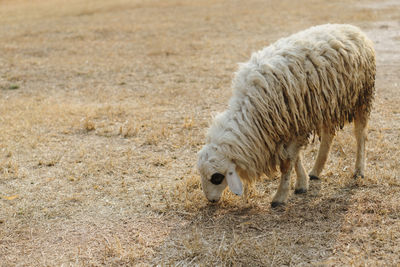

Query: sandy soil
[{"left": 0, "top": 0, "right": 399, "bottom": 266}]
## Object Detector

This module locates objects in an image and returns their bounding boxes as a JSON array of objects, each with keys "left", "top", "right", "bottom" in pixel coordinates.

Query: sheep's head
[{"left": 197, "top": 144, "right": 243, "bottom": 202}]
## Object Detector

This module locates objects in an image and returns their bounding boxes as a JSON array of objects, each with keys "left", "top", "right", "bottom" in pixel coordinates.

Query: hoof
[
  {"left": 309, "top": 175, "right": 320, "bottom": 180},
  {"left": 271, "top": 201, "right": 285, "bottom": 208},
  {"left": 353, "top": 173, "right": 364, "bottom": 179},
  {"left": 294, "top": 188, "right": 307, "bottom": 194}
]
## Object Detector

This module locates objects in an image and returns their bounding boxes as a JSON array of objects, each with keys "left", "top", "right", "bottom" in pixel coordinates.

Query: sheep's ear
[{"left": 226, "top": 163, "right": 243, "bottom": 196}]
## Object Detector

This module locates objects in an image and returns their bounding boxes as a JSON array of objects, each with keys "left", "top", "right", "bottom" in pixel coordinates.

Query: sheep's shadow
[{"left": 156, "top": 178, "right": 359, "bottom": 265}]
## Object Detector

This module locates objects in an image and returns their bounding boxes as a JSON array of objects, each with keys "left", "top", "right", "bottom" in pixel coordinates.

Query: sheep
[{"left": 197, "top": 24, "right": 376, "bottom": 207}]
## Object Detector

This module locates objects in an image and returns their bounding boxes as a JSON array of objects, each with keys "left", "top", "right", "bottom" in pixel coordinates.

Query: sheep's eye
[{"left": 210, "top": 173, "right": 225, "bottom": 185}]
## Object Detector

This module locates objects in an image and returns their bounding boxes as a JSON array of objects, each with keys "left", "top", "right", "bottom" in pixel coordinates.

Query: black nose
[{"left": 209, "top": 199, "right": 218, "bottom": 203}]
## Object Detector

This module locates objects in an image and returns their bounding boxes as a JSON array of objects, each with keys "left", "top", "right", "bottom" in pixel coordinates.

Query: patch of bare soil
[{"left": 0, "top": 0, "right": 399, "bottom": 265}]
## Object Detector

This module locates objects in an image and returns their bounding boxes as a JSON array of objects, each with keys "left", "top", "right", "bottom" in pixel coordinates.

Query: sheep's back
[{"left": 231, "top": 24, "right": 376, "bottom": 141}]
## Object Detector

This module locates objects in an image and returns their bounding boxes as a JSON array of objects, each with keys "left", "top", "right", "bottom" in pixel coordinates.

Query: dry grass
[{"left": 1, "top": 0, "right": 399, "bottom": 266}]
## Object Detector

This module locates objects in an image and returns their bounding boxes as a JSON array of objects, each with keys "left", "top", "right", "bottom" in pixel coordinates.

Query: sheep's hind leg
[
  {"left": 294, "top": 152, "right": 308, "bottom": 194},
  {"left": 353, "top": 112, "right": 368, "bottom": 178},
  {"left": 309, "top": 129, "right": 334, "bottom": 180}
]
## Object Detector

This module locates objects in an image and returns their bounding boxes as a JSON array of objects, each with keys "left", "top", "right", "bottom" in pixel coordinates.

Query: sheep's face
[{"left": 197, "top": 144, "right": 243, "bottom": 202}]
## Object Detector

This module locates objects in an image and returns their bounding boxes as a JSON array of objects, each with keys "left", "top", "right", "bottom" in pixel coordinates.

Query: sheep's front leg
[
  {"left": 271, "top": 159, "right": 294, "bottom": 207},
  {"left": 294, "top": 153, "right": 308, "bottom": 194},
  {"left": 309, "top": 128, "right": 334, "bottom": 180}
]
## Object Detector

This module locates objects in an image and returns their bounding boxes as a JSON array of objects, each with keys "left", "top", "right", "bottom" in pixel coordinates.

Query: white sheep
[{"left": 197, "top": 24, "right": 376, "bottom": 207}]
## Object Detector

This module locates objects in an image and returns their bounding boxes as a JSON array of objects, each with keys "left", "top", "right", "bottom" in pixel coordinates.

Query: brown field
[{"left": 1, "top": 0, "right": 399, "bottom": 266}]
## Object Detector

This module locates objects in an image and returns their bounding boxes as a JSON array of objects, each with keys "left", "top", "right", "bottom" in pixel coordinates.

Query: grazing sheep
[{"left": 197, "top": 24, "right": 375, "bottom": 207}]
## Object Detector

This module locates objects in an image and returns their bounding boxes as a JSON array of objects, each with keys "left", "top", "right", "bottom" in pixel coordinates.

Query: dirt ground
[{"left": 0, "top": 0, "right": 399, "bottom": 266}]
